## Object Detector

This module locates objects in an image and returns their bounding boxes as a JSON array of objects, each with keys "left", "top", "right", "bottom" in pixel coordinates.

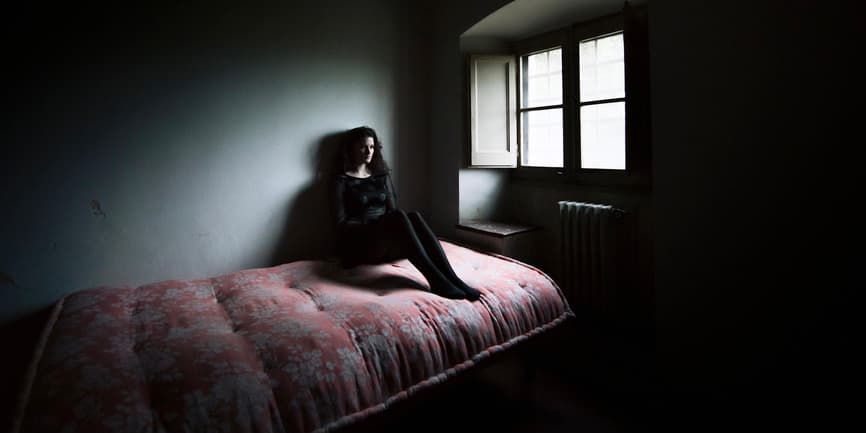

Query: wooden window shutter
[{"left": 468, "top": 55, "right": 517, "bottom": 167}]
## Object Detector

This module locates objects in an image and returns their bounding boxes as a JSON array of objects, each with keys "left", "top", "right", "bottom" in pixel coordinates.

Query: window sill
[
  {"left": 454, "top": 220, "right": 542, "bottom": 265},
  {"left": 510, "top": 166, "right": 652, "bottom": 192}
]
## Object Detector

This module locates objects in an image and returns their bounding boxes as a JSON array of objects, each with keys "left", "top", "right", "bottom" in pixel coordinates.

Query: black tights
[
  {"left": 405, "top": 212, "right": 481, "bottom": 300},
  {"left": 375, "top": 210, "right": 481, "bottom": 301}
]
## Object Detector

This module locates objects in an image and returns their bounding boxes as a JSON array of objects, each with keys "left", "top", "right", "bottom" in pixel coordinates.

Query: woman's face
[{"left": 356, "top": 136, "right": 375, "bottom": 165}]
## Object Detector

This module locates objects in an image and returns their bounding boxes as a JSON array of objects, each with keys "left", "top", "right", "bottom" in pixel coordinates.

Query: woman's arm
[
  {"left": 332, "top": 175, "right": 347, "bottom": 227},
  {"left": 385, "top": 173, "right": 398, "bottom": 212}
]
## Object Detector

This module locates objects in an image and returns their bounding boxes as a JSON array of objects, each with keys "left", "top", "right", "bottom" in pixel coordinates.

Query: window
[
  {"left": 578, "top": 32, "right": 625, "bottom": 170},
  {"left": 520, "top": 47, "right": 564, "bottom": 168},
  {"left": 518, "top": 33, "right": 626, "bottom": 170},
  {"left": 467, "top": 5, "right": 650, "bottom": 186},
  {"left": 514, "top": 15, "right": 629, "bottom": 176}
]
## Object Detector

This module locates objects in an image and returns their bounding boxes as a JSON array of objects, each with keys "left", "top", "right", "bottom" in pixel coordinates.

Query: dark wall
[
  {"left": 456, "top": 0, "right": 861, "bottom": 427},
  {"left": 650, "top": 0, "right": 861, "bottom": 428},
  {"left": 1, "top": 0, "right": 431, "bottom": 324}
]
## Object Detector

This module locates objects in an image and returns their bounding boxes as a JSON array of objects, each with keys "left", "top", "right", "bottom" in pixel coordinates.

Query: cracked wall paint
[{"left": 90, "top": 200, "right": 107, "bottom": 219}]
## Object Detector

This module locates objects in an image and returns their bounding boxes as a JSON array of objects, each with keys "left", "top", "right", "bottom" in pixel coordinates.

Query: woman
[{"left": 331, "top": 126, "right": 481, "bottom": 301}]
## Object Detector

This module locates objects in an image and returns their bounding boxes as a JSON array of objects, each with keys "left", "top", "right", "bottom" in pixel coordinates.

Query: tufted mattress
[{"left": 13, "top": 240, "right": 573, "bottom": 433}]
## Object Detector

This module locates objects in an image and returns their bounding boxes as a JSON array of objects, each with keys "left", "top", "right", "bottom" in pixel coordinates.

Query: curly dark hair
[{"left": 341, "top": 126, "right": 390, "bottom": 175}]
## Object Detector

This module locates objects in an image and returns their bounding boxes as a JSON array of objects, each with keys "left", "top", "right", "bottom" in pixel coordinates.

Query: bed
[{"left": 13, "top": 240, "right": 573, "bottom": 433}]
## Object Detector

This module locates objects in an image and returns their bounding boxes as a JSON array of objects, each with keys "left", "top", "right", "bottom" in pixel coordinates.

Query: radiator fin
[{"left": 558, "top": 201, "right": 625, "bottom": 314}]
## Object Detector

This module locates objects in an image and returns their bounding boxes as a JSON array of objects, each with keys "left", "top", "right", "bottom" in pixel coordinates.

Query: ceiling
[{"left": 462, "top": 0, "right": 647, "bottom": 40}]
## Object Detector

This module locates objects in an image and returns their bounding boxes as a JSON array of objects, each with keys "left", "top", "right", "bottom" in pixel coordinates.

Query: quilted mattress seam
[
  {"left": 309, "top": 309, "right": 575, "bottom": 433},
  {"left": 441, "top": 238, "right": 575, "bottom": 317},
  {"left": 11, "top": 295, "right": 68, "bottom": 433}
]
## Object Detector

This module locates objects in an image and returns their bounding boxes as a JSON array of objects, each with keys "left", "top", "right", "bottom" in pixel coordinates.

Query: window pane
[
  {"left": 579, "top": 33, "right": 624, "bottom": 102},
  {"left": 521, "top": 108, "right": 563, "bottom": 167},
  {"left": 549, "top": 49, "right": 562, "bottom": 72},
  {"left": 580, "top": 102, "right": 625, "bottom": 170},
  {"left": 522, "top": 48, "right": 563, "bottom": 108}
]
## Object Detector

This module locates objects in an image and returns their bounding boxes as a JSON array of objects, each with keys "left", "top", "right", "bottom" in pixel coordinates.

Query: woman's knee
[
  {"left": 386, "top": 209, "right": 408, "bottom": 219},
  {"left": 407, "top": 212, "right": 432, "bottom": 232},
  {"left": 383, "top": 209, "right": 411, "bottom": 229}
]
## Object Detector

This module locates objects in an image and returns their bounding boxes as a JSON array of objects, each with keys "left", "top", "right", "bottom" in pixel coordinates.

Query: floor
[
  {"left": 376, "top": 362, "right": 652, "bottom": 433},
  {"left": 372, "top": 319, "right": 656, "bottom": 433}
]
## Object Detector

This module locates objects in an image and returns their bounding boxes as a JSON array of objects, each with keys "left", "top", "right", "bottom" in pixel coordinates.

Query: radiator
[{"left": 558, "top": 201, "right": 626, "bottom": 314}]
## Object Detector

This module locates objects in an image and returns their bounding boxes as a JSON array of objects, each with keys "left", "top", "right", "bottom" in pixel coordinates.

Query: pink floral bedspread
[{"left": 14, "top": 241, "right": 572, "bottom": 433}]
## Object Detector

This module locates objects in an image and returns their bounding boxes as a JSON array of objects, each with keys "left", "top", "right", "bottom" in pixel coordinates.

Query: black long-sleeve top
[{"left": 332, "top": 172, "right": 397, "bottom": 227}]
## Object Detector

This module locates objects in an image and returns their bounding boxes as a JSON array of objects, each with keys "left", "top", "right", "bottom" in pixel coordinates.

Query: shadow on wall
[{"left": 270, "top": 131, "right": 348, "bottom": 266}]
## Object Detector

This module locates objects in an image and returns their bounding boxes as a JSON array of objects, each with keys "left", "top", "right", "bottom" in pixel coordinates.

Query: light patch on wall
[{"left": 458, "top": 169, "right": 508, "bottom": 221}]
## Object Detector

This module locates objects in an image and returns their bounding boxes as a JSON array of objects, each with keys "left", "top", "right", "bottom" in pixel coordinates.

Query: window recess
[{"left": 466, "top": 3, "right": 650, "bottom": 188}]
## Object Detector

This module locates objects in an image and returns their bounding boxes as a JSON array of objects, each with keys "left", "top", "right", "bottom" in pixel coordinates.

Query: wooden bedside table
[{"left": 454, "top": 220, "right": 541, "bottom": 265}]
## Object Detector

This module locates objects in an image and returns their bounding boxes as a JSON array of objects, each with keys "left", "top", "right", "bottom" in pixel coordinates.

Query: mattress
[{"left": 14, "top": 240, "right": 573, "bottom": 433}]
